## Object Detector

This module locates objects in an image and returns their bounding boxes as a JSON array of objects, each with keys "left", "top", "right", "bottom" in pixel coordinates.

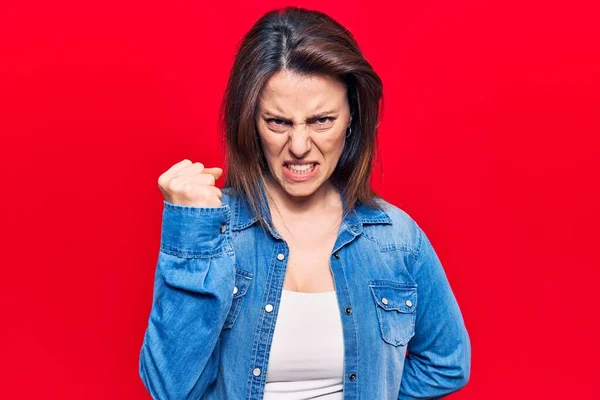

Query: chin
[
  {"left": 282, "top": 184, "right": 319, "bottom": 199},
  {"left": 275, "top": 173, "right": 325, "bottom": 199}
]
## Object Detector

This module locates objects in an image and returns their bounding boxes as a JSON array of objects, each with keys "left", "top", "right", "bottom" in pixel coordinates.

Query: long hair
[{"left": 219, "top": 6, "right": 384, "bottom": 228}]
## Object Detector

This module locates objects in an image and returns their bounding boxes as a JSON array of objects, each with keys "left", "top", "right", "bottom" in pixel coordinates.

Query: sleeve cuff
[{"left": 160, "top": 200, "right": 232, "bottom": 257}]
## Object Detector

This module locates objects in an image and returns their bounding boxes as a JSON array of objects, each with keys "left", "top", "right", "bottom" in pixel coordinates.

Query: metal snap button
[
  {"left": 349, "top": 373, "right": 357, "bottom": 381},
  {"left": 345, "top": 307, "right": 352, "bottom": 315},
  {"left": 265, "top": 304, "right": 274, "bottom": 313},
  {"left": 333, "top": 252, "right": 340, "bottom": 259},
  {"left": 233, "top": 286, "right": 239, "bottom": 295},
  {"left": 277, "top": 253, "right": 285, "bottom": 261},
  {"left": 405, "top": 299, "right": 413, "bottom": 307},
  {"left": 220, "top": 224, "right": 227, "bottom": 233},
  {"left": 381, "top": 297, "right": 389, "bottom": 305},
  {"left": 252, "top": 368, "right": 261, "bottom": 376}
]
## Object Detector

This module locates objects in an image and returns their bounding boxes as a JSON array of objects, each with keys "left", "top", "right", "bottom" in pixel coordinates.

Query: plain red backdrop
[{"left": 1, "top": 0, "right": 599, "bottom": 398}]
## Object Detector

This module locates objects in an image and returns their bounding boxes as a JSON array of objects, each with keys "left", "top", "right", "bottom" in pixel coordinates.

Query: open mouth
[
  {"left": 282, "top": 162, "right": 320, "bottom": 181},
  {"left": 284, "top": 162, "right": 317, "bottom": 174}
]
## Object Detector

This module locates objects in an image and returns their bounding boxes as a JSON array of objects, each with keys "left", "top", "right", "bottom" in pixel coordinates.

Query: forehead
[{"left": 257, "top": 70, "right": 347, "bottom": 111}]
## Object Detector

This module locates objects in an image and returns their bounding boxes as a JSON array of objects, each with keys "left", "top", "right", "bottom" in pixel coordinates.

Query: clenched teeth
[{"left": 286, "top": 163, "right": 316, "bottom": 172}]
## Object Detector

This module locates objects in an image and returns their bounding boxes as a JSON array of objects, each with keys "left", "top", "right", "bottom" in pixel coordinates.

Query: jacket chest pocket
[
  {"left": 223, "top": 268, "right": 253, "bottom": 330},
  {"left": 369, "top": 281, "right": 417, "bottom": 347}
]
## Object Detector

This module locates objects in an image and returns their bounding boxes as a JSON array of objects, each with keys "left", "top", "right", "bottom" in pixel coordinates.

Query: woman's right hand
[{"left": 158, "top": 159, "right": 224, "bottom": 207}]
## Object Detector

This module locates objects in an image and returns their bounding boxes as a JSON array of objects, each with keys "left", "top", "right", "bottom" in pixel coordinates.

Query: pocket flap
[
  {"left": 233, "top": 268, "right": 253, "bottom": 299},
  {"left": 369, "top": 284, "right": 417, "bottom": 313}
]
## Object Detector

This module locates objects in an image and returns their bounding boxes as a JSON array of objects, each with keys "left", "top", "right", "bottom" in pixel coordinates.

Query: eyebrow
[{"left": 261, "top": 110, "right": 338, "bottom": 121}]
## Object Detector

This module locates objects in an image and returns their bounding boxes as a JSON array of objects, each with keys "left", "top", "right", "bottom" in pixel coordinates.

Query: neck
[{"left": 263, "top": 174, "right": 340, "bottom": 218}]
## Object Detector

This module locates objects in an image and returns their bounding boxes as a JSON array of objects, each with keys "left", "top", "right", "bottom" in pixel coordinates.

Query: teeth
[{"left": 287, "top": 163, "right": 315, "bottom": 172}]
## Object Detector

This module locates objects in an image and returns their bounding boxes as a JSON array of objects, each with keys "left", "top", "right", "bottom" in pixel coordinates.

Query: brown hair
[{"left": 219, "top": 6, "right": 384, "bottom": 228}]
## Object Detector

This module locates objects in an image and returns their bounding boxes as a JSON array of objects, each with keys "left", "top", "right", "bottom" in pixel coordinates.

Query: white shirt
[{"left": 263, "top": 289, "right": 345, "bottom": 399}]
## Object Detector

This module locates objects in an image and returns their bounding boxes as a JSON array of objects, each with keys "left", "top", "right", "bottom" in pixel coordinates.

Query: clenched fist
[{"left": 158, "top": 159, "right": 224, "bottom": 207}]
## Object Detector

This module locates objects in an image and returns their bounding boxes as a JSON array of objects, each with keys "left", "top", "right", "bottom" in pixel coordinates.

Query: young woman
[{"left": 139, "top": 6, "right": 471, "bottom": 400}]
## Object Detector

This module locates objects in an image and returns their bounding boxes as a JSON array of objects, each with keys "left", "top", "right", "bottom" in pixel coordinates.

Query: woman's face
[{"left": 255, "top": 70, "right": 352, "bottom": 200}]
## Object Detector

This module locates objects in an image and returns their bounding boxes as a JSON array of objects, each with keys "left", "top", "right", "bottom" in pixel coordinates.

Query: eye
[
  {"left": 266, "top": 118, "right": 289, "bottom": 126},
  {"left": 315, "top": 117, "right": 334, "bottom": 124},
  {"left": 310, "top": 117, "right": 335, "bottom": 129}
]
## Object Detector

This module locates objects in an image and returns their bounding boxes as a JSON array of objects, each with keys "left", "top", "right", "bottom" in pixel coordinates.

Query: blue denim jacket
[{"left": 139, "top": 184, "right": 471, "bottom": 400}]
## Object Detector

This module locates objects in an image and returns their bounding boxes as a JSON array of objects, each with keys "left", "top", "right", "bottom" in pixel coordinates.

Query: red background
[{"left": 1, "top": 0, "right": 599, "bottom": 398}]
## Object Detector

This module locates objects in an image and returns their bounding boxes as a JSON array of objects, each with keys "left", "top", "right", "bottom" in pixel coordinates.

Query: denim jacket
[{"left": 139, "top": 183, "right": 471, "bottom": 400}]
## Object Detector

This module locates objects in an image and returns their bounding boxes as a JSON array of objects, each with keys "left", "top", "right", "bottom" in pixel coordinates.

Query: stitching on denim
[
  {"left": 362, "top": 231, "right": 399, "bottom": 252},
  {"left": 398, "top": 245, "right": 417, "bottom": 255},
  {"left": 223, "top": 268, "right": 253, "bottom": 329},
  {"left": 258, "top": 244, "right": 286, "bottom": 394},
  {"left": 371, "top": 287, "right": 416, "bottom": 347},
  {"left": 163, "top": 201, "right": 231, "bottom": 214},
  {"left": 370, "top": 284, "right": 402, "bottom": 346},
  {"left": 363, "top": 222, "right": 414, "bottom": 252},
  {"left": 366, "top": 223, "right": 417, "bottom": 255},
  {"left": 246, "top": 243, "right": 282, "bottom": 399},
  {"left": 361, "top": 217, "right": 392, "bottom": 224},
  {"left": 234, "top": 267, "right": 254, "bottom": 279},
  {"left": 380, "top": 243, "right": 397, "bottom": 252},
  {"left": 159, "top": 246, "right": 228, "bottom": 259},
  {"left": 229, "top": 230, "right": 240, "bottom": 241},
  {"left": 335, "top": 251, "right": 360, "bottom": 395},
  {"left": 223, "top": 298, "right": 240, "bottom": 329},
  {"left": 368, "top": 280, "right": 418, "bottom": 288},
  {"left": 160, "top": 204, "right": 233, "bottom": 258},
  {"left": 370, "top": 287, "right": 417, "bottom": 313},
  {"left": 377, "top": 306, "right": 400, "bottom": 346},
  {"left": 232, "top": 272, "right": 252, "bottom": 299},
  {"left": 361, "top": 230, "right": 380, "bottom": 246},
  {"left": 232, "top": 192, "right": 259, "bottom": 232},
  {"left": 414, "top": 225, "right": 425, "bottom": 261},
  {"left": 233, "top": 192, "right": 240, "bottom": 227}
]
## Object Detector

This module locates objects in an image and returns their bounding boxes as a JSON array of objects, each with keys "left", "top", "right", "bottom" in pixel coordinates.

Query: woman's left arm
[{"left": 398, "top": 223, "right": 471, "bottom": 399}]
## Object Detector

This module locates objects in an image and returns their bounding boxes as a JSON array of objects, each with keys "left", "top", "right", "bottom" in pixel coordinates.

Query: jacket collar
[{"left": 229, "top": 179, "right": 391, "bottom": 236}]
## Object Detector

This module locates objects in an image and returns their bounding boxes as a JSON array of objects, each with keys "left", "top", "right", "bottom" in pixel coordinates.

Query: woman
[{"left": 139, "top": 6, "right": 471, "bottom": 400}]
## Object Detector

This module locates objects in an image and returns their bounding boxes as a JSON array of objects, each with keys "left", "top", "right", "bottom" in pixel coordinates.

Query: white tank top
[{"left": 263, "top": 289, "right": 345, "bottom": 399}]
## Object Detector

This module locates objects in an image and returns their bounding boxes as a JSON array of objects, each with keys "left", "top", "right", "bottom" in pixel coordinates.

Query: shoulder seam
[{"left": 413, "top": 223, "right": 425, "bottom": 261}]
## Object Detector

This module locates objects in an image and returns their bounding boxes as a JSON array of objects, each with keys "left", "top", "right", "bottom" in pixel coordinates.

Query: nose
[{"left": 288, "top": 125, "right": 311, "bottom": 159}]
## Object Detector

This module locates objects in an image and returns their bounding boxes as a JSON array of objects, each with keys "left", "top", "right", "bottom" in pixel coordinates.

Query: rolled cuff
[{"left": 160, "top": 200, "right": 232, "bottom": 257}]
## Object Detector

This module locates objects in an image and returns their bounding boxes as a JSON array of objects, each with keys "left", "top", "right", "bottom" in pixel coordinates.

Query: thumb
[{"left": 203, "top": 167, "right": 224, "bottom": 180}]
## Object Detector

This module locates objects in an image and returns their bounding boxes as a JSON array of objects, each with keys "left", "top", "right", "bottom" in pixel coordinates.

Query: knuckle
[
  {"left": 181, "top": 182, "right": 196, "bottom": 197},
  {"left": 167, "top": 177, "right": 184, "bottom": 194}
]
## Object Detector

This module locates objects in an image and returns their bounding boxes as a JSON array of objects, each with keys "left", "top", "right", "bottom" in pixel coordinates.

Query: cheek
[
  {"left": 319, "top": 134, "right": 345, "bottom": 160},
  {"left": 258, "top": 131, "right": 286, "bottom": 160}
]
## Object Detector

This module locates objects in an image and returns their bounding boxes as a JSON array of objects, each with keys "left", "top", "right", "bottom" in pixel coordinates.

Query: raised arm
[
  {"left": 139, "top": 160, "right": 235, "bottom": 399},
  {"left": 398, "top": 223, "right": 471, "bottom": 399}
]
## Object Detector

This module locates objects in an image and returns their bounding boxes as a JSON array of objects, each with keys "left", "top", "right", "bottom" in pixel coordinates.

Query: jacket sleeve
[
  {"left": 139, "top": 200, "right": 236, "bottom": 400},
  {"left": 398, "top": 223, "right": 471, "bottom": 399}
]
